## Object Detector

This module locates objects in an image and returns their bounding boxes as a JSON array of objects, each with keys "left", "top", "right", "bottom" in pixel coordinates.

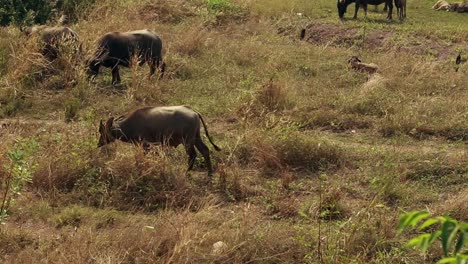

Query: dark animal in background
[
  {"left": 98, "top": 106, "right": 221, "bottom": 176},
  {"left": 24, "top": 26, "right": 81, "bottom": 60},
  {"left": 300, "top": 29, "right": 306, "bottom": 40},
  {"left": 337, "top": 0, "right": 394, "bottom": 19},
  {"left": 394, "top": 0, "right": 407, "bottom": 19},
  {"left": 87, "top": 29, "right": 165, "bottom": 85},
  {"left": 455, "top": 53, "right": 465, "bottom": 72}
]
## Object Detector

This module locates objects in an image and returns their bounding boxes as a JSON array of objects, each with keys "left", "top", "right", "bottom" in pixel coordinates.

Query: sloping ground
[
  {"left": 1, "top": 0, "right": 467, "bottom": 263},
  {"left": 280, "top": 22, "right": 465, "bottom": 60}
]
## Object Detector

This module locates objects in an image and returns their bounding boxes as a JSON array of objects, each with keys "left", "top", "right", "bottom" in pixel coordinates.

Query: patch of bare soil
[
  {"left": 279, "top": 23, "right": 392, "bottom": 50},
  {"left": 281, "top": 23, "right": 465, "bottom": 60}
]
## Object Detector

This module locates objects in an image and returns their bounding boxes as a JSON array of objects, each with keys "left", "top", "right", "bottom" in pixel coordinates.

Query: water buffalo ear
[{"left": 106, "top": 117, "right": 114, "bottom": 129}]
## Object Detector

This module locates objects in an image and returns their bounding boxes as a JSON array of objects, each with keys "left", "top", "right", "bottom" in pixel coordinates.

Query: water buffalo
[
  {"left": 25, "top": 26, "right": 80, "bottom": 60},
  {"left": 337, "top": 0, "right": 393, "bottom": 19},
  {"left": 98, "top": 106, "right": 221, "bottom": 176},
  {"left": 395, "top": 0, "right": 406, "bottom": 19},
  {"left": 87, "top": 29, "right": 165, "bottom": 85}
]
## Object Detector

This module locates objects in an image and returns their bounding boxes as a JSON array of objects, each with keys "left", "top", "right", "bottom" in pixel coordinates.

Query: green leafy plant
[
  {"left": 398, "top": 211, "right": 468, "bottom": 264},
  {"left": 1, "top": 138, "right": 39, "bottom": 224}
]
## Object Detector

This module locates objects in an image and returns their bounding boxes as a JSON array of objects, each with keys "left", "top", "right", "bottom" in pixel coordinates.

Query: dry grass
[{"left": 1, "top": 0, "right": 467, "bottom": 263}]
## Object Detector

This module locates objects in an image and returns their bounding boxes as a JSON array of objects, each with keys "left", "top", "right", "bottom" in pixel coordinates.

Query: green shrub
[
  {"left": 398, "top": 211, "right": 468, "bottom": 264},
  {"left": 1, "top": 138, "right": 39, "bottom": 224},
  {"left": 64, "top": 98, "right": 81, "bottom": 122},
  {"left": 0, "top": 0, "right": 95, "bottom": 26}
]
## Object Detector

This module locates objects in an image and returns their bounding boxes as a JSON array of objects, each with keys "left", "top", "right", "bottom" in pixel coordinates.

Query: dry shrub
[
  {"left": 266, "top": 195, "right": 300, "bottom": 219},
  {"left": 294, "top": 109, "right": 372, "bottom": 132},
  {"left": 95, "top": 147, "right": 199, "bottom": 210},
  {"left": 236, "top": 131, "right": 346, "bottom": 176},
  {"left": 1, "top": 202, "right": 307, "bottom": 263},
  {"left": 0, "top": 230, "right": 36, "bottom": 256},
  {"left": 0, "top": 87, "right": 32, "bottom": 118},
  {"left": 319, "top": 187, "right": 348, "bottom": 221},
  {"left": 32, "top": 128, "right": 99, "bottom": 193},
  {"left": 28, "top": 123, "right": 208, "bottom": 211},
  {"left": 255, "top": 78, "right": 292, "bottom": 111},
  {"left": 431, "top": 191, "right": 468, "bottom": 221},
  {"left": 6, "top": 35, "right": 81, "bottom": 91},
  {"left": 172, "top": 26, "right": 207, "bottom": 57},
  {"left": 344, "top": 84, "right": 397, "bottom": 117},
  {"left": 341, "top": 206, "right": 398, "bottom": 260},
  {"left": 217, "top": 164, "right": 259, "bottom": 201},
  {"left": 139, "top": 0, "right": 196, "bottom": 23},
  {"left": 238, "top": 79, "right": 294, "bottom": 122},
  {"left": 270, "top": 132, "right": 345, "bottom": 173}
]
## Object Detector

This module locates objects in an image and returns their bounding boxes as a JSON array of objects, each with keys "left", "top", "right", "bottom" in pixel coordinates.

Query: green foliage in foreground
[
  {"left": 0, "top": 138, "right": 39, "bottom": 224},
  {"left": 0, "top": 0, "right": 95, "bottom": 26},
  {"left": 398, "top": 211, "right": 468, "bottom": 264}
]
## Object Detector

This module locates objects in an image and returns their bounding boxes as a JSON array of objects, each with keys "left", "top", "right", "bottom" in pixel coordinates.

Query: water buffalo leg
[
  {"left": 148, "top": 59, "right": 156, "bottom": 80},
  {"left": 112, "top": 66, "right": 121, "bottom": 85},
  {"left": 185, "top": 144, "right": 197, "bottom": 171},
  {"left": 142, "top": 142, "right": 151, "bottom": 154},
  {"left": 195, "top": 139, "right": 213, "bottom": 176},
  {"left": 387, "top": 0, "right": 393, "bottom": 19},
  {"left": 354, "top": 0, "right": 361, "bottom": 18},
  {"left": 159, "top": 60, "right": 166, "bottom": 80}
]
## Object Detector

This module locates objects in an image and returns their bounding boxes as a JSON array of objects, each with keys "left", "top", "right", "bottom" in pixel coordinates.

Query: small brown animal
[
  {"left": 348, "top": 56, "right": 379, "bottom": 74},
  {"left": 98, "top": 106, "right": 221, "bottom": 177}
]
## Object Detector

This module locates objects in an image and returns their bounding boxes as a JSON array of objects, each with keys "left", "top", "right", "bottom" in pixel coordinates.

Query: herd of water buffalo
[
  {"left": 12, "top": 0, "right": 462, "bottom": 179},
  {"left": 24, "top": 25, "right": 220, "bottom": 178},
  {"left": 337, "top": 0, "right": 407, "bottom": 20}
]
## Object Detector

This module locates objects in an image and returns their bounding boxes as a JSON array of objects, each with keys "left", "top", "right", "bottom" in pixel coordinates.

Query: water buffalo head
[
  {"left": 337, "top": 0, "right": 349, "bottom": 19},
  {"left": 86, "top": 59, "right": 100, "bottom": 78},
  {"left": 98, "top": 117, "right": 116, "bottom": 147}
]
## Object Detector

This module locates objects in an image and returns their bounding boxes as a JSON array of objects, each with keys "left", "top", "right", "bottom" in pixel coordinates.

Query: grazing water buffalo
[
  {"left": 337, "top": 0, "right": 394, "bottom": 19},
  {"left": 98, "top": 106, "right": 221, "bottom": 176},
  {"left": 25, "top": 26, "right": 80, "bottom": 60},
  {"left": 87, "top": 29, "right": 165, "bottom": 85}
]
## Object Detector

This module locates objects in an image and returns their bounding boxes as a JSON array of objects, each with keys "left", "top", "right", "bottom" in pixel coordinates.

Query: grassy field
[{"left": 0, "top": 0, "right": 467, "bottom": 263}]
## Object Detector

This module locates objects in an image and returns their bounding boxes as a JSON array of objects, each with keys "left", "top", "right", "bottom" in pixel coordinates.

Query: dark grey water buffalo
[
  {"left": 25, "top": 26, "right": 80, "bottom": 60},
  {"left": 394, "top": 0, "right": 406, "bottom": 19},
  {"left": 98, "top": 106, "right": 221, "bottom": 176},
  {"left": 337, "top": 0, "right": 393, "bottom": 19},
  {"left": 87, "top": 29, "right": 165, "bottom": 85}
]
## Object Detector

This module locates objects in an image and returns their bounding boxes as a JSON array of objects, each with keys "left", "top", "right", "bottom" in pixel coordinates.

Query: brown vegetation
[{"left": 0, "top": 0, "right": 467, "bottom": 263}]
